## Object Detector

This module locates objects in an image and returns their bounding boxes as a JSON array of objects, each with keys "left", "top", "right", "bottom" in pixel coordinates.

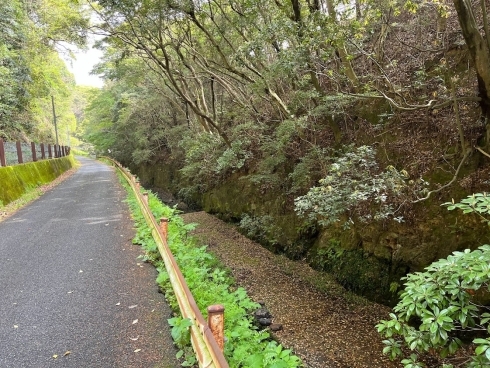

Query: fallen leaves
[
  {"left": 52, "top": 351, "right": 71, "bottom": 359},
  {"left": 182, "top": 211, "right": 397, "bottom": 368}
]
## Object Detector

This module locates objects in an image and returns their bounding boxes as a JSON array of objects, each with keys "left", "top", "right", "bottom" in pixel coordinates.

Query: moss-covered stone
[
  {"left": 129, "top": 156, "right": 490, "bottom": 306},
  {"left": 0, "top": 156, "right": 76, "bottom": 206}
]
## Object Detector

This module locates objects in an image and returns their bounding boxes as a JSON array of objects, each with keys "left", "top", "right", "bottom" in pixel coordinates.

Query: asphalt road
[{"left": 0, "top": 157, "right": 179, "bottom": 368}]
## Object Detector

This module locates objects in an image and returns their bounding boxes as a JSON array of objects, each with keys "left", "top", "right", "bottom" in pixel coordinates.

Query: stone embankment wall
[
  {"left": 131, "top": 160, "right": 489, "bottom": 305},
  {"left": 0, "top": 156, "right": 76, "bottom": 205}
]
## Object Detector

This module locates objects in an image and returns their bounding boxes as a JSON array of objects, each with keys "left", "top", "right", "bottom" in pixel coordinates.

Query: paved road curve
[{"left": 0, "top": 158, "right": 179, "bottom": 368}]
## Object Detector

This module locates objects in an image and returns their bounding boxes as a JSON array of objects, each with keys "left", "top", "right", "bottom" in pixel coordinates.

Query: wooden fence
[
  {"left": 0, "top": 139, "right": 70, "bottom": 167},
  {"left": 105, "top": 157, "right": 229, "bottom": 368}
]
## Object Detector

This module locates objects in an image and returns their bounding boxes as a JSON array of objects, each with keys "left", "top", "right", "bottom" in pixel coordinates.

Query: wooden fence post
[
  {"left": 207, "top": 305, "right": 225, "bottom": 352},
  {"left": 0, "top": 138, "right": 6, "bottom": 167},
  {"left": 48, "top": 144, "right": 52, "bottom": 159},
  {"left": 40, "top": 143, "right": 45, "bottom": 159},
  {"left": 31, "top": 142, "right": 37, "bottom": 162},
  {"left": 16, "top": 141, "right": 23, "bottom": 164},
  {"left": 160, "top": 218, "right": 169, "bottom": 242},
  {"left": 61, "top": 146, "right": 65, "bottom": 157}
]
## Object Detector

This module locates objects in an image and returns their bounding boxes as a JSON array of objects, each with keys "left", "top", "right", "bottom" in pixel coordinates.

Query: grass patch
[
  {"left": 0, "top": 187, "right": 43, "bottom": 220},
  {"left": 118, "top": 174, "right": 304, "bottom": 368}
]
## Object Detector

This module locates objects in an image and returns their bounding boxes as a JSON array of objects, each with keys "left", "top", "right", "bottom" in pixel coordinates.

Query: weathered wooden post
[
  {"left": 48, "top": 144, "right": 52, "bottom": 159},
  {"left": 0, "top": 138, "right": 6, "bottom": 167},
  {"left": 207, "top": 305, "right": 225, "bottom": 352},
  {"left": 61, "top": 146, "right": 66, "bottom": 157},
  {"left": 142, "top": 192, "right": 148, "bottom": 205},
  {"left": 160, "top": 218, "right": 169, "bottom": 242},
  {"left": 31, "top": 142, "right": 37, "bottom": 162},
  {"left": 40, "top": 143, "right": 45, "bottom": 160},
  {"left": 16, "top": 141, "right": 23, "bottom": 164}
]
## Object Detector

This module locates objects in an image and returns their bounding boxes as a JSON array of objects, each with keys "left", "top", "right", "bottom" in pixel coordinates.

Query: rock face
[{"left": 130, "top": 160, "right": 490, "bottom": 305}]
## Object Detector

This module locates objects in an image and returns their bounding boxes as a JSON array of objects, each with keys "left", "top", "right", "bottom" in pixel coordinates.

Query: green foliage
[
  {"left": 0, "top": 0, "right": 29, "bottom": 131},
  {"left": 294, "top": 145, "right": 407, "bottom": 227},
  {"left": 239, "top": 214, "right": 280, "bottom": 246},
  {"left": 121, "top": 177, "right": 303, "bottom": 367},
  {"left": 168, "top": 315, "right": 196, "bottom": 365},
  {"left": 216, "top": 139, "right": 253, "bottom": 174},
  {"left": 0, "top": 0, "right": 88, "bottom": 141},
  {"left": 377, "top": 194, "right": 490, "bottom": 367},
  {"left": 288, "top": 146, "right": 332, "bottom": 193},
  {"left": 443, "top": 193, "right": 490, "bottom": 224}
]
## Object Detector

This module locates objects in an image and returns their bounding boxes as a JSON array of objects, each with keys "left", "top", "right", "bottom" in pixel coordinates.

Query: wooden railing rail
[
  {"left": 0, "top": 138, "right": 70, "bottom": 167},
  {"left": 105, "top": 157, "right": 229, "bottom": 368}
]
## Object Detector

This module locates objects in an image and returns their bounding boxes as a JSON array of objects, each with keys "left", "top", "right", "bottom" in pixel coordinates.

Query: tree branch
[{"left": 412, "top": 148, "right": 471, "bottom": 203}]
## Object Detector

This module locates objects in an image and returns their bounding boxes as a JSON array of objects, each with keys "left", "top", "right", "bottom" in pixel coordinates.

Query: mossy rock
[
  {"left": 128, "top": 155, "right": 490, "bottom": 306},
  {"left": 308, "top": 236, "right": 409, "bottom": 305}
]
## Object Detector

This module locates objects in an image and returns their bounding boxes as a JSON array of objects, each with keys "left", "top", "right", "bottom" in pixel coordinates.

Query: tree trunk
[
  {"left": 325, "top": 0, "right": 359, "bottom": 91},
  {"left": 453, "top": 0, "right": 490, "bottom": 120}
]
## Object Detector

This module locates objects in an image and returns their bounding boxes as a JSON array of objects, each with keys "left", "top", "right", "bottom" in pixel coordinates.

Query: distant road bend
[{"left": 0, "top": 157, "right": 178, "bottom": 368}]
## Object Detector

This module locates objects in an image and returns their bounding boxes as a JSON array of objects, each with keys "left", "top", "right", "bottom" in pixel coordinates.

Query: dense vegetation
[
  {"left": 122, "top": 177, "right": 303, "bottom": 367},
  {"left": 76, "top": 0, "right": 490, "bottom": 302},
  {"left": 0, "top": 0, "right": 90, "bottom": 145},
  {"left": 378, "top": 194, "right": 490, "bottom": 367},
  {"left": 4, "top": 1, "right": 490, "bottom": 365}
]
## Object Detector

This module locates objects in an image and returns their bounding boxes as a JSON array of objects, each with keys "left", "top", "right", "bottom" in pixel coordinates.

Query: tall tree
[{"left": 453, "top": 0, "right": 490, "bottom": 126}]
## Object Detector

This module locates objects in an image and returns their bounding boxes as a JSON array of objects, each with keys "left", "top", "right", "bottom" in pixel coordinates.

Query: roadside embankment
[{"left": 0, "top": 155, "right": 76, "bottom": 205}]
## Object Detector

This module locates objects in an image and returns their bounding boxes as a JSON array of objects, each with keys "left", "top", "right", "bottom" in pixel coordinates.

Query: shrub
[
  {"left": 294, "top": 145, "right": 407, "bottom": 228},
  {"left": 376, "top": 193, "right": 490, "bottom": 367}
]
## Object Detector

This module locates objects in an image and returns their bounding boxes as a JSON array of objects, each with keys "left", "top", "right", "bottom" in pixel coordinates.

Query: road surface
[{"left": 0, "top": 157, "right": 179, "bottom": 367}]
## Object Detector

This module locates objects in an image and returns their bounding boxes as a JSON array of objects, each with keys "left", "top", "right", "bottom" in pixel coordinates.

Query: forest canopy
[{"left": 0, "top": 0, "right": 90, "bottom": 144}]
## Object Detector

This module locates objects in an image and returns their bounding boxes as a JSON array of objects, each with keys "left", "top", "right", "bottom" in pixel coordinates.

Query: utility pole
[{"left": 51, "top": 95, "right": 59, "bottom": 147}]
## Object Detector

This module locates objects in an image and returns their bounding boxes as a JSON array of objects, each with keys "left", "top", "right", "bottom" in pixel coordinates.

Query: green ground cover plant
[
  {"left": 119, "top": 174, "right": 303, "bottom": 368},
  {"left": 377, "top": 193, "right": 490, "bottom": 367}
]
